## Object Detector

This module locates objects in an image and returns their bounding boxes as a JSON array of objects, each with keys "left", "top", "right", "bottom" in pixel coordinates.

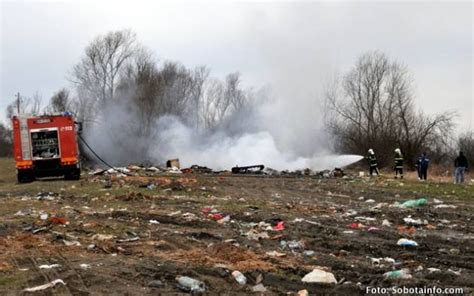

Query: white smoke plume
[
  {"left": 151, "top": 115, "right": 361, "bottom": 171},
  {"left": 84, "top": 90, "right": 363, "bottom": 171},
  {"left": 82, "top": 5, "right": 368, "bottom": 171}
]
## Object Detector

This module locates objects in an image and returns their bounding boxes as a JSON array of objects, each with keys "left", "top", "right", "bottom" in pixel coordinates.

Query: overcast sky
[{"left": 1, "top": 0, "right": 472, "bottom": 131}]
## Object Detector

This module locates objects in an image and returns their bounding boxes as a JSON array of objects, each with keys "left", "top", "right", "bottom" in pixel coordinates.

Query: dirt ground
[{"left": 0, "top": 158, "right": 473, "bottom": 295}]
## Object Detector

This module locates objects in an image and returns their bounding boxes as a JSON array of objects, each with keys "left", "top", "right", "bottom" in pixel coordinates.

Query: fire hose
[{"left": 77, "top": 134, "right": 131, "bottom": 175}]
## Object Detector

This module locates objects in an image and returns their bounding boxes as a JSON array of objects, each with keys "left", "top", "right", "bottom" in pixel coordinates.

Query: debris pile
[{"left": 88, "top": 159, "right": 349, "bottom": 180}]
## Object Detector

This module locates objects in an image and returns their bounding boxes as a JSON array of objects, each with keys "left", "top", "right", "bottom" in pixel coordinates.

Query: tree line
[
  {"left": 1, "top": 30, "right": 472, "bottom": 168},
  {"left": 324, "top": 51, "right": 466, "bottom": 168}
]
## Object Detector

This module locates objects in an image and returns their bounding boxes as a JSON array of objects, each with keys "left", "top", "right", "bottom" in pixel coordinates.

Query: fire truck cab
[{"left": 12, "top": 113, "right": 81, "bottom": 183}]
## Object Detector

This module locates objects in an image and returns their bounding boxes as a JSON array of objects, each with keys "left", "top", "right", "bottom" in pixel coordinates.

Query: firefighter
[
  {"left": 394, "top": 148, "right": 404, "bottom": 179},
  {"left": 415, "top": 152, "right": 429, "bottom": 181},
  {"left": 367, "top": 149, "right": 379, "bottom": 176}
]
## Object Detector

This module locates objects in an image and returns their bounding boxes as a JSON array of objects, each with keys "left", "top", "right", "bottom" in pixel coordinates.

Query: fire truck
[{"left": 12, "top": 113, "right": 81, "bottom": 183}]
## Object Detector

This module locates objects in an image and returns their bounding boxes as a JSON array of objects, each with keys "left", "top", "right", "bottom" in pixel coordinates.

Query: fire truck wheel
[
  {"left": 65, "top": 169, "right": 81, "bottom": 180},
  {"left": 17, "top": 170, "right": 34, "bottom": 183}
]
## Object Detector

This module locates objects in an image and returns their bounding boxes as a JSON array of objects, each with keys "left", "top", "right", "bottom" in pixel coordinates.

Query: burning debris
[
  {"left": 166, "top": 158, "right": 180, "bottom": 169},
  {"left": 181, "top": 165, "right": 214, "bottom": 174},
  {"left": 86, "top": 159, "right": 349, "bottom": 181},
  {"left": 231, "top": 164, "right": 265, "bottom": 174}
]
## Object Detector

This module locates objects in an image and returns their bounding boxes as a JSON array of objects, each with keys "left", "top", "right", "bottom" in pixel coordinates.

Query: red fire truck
[{"left": 12, "top": 113, "right": 81, "bottom": 183}]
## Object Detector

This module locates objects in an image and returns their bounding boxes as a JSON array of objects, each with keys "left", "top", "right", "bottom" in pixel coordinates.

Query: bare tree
[
  {"left": 6, "top": 92, "right": 42, "bottom": 119},
  {"left": 189, "top": 66, "right": 210, "bottom": 129},
  {"left": 199, "top": 72, "right": 250, "bottom": 130},
  {"left": 119, "top": 48, "right": 159, "bottom": 136},
  {"left": 325, "top": 52, "right": 393, "bottom": 161},
  {"left": 200, "top": 78, "right": 225, "bottom": 129},
  {"left": 0, "top": 123, "right": 13, "bottom": 157},
  {"left": 6, "top": 104, "right": 15, "bottom": 120},
  {"left": 30, "top": 92, "right": 42, "bottom": 115},
  {"left": 47, "top": 88, "right": 72, "bottom": 113},
  {"left": 325, "top": 51, "right": 455, "bottom": 167},
  {"left": 157, "top": 62, "right": 193, "bottom": 118},
  {"left": 71, "top": 29, "right": 138, "bottom": 113},
  {"left": 67, "top": 29, "right": 262, "bottom": 165},
  {"left": 457, "top": 131, "right": 474, "bottom": 166},
  {"left": 70, "top": 29, "right": 254, "bottom": 135}
]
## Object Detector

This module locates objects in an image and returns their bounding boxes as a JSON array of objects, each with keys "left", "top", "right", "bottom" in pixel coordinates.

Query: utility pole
[{"left": 16, "top": 92, "right": 21, "bottom": 115}]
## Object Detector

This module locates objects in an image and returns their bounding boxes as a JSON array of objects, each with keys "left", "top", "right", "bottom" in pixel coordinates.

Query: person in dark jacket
[
  {"left": 394, "top": 148, "right": 404, "bottom": 179},
  {"left": 415, "top": 155, "right": 422, "bottom": 179},
  {"left": 415, "top": 152, "right": 430, "bottom": 181},
  {"left": 454, "top": 151, "right": 469, "bottom": 184},
  {"left": 367, "top": 149, "right": 379, "bottom": 176}
]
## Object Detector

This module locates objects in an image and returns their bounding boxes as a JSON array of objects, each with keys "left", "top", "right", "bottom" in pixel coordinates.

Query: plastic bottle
[
  {"left": 232, "top": 270, "right": 247, "bottom": 285},
  {"left": 397, "top": 238, "right": 418, "bottom": 247},
  {"left": 383, "top": 269, "right": 412, "bottom": 279},
  {"left": 401, "top": 198, "right": 427, "bottom": 208},
  {"left": 176, "top": 276, "right": 206, "bottom": 293}
]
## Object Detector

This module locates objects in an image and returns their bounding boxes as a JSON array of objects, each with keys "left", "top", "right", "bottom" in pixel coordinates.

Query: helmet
[
  {"left": 395, "top": 148, "right": 401, "bottom": 154},
  {"left": 368, "top": 149, "right": 374, "bottom": 155}
]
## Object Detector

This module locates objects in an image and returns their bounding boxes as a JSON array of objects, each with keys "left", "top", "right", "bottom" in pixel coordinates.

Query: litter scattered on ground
[
  {"left": 92, "top": 234, "right": 115, "bottom": 241},
  {"left": 48, "top": 216, "right": 69, "bottom": 225},
  {"left": 301, "top": 268, "right": 337, "bottom": 284},
  {"left": 399, "top": 198, "right": 428, "bottom": 208},
  {"left": 1, "top": 163, "right": 472, "bottom": 295},
  {"left": 280, "top": 240, "right": 305, "bottom": 252},
  {"left": 36, "top": 192, "right": 57, "bottom": 201},
  {"left": 23, "top": 279, "right": 66, "bottom": 292},
  {"left": 370, "top": 257, "right": 395, "bottom": 265},
  {"left": 298, "top": 289, "right": 309, "bottom": 296},
  {"left": 252, "top": 283, "right": 267, "bottom": 292},
  {"left": 38, "top": 264, "right": 61, "bottom": 269},
  {"left": 244, "top": 230, "right": 270, "bottom": 241},
  {"left": 434, "top": 204, "right": 457, "bottom": 209},
  {"left": 117, "top": 236, "right": 140, "bottom": 243},
  {"left": 176, "top": 276, "right": 206, "bottom": 293},
  {"left": 266, "top": 251, "right": 286, "bottom": 257},
  {"left": 397, "top": 238, "right": 418, "bottom": 247},
  {"left": 232, "top": 165, "right": 265, "bottom": 174},
  {"left": 273, "top": 221, "right": 285, "bottom": 231},
  {"left": 148, "top": 280, "right": 164, "bottom": 288},
  {"left": 383, "top": 269, "right": 412, "bottom": 280},
  {"left": 232, "top": 270, "right": 247, "bottom": 285},
  {"left": 403, "top": 217, "right": 428, "bottom": 225}
]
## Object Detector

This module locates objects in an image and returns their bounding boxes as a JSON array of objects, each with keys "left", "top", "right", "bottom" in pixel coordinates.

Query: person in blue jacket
[{"left": 415, "top": 152, "right": 430, "bottom": 181}]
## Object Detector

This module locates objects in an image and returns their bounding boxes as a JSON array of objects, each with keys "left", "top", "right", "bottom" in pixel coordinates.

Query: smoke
[
  {"left": 84, "top": 88, "right": 363, "bottom": 171},
  {"left": 82, "top": 5, "right": 367, "bottom": 170},
  {"left": 147, "top": 115, "right": 361, "bottom": 171}
]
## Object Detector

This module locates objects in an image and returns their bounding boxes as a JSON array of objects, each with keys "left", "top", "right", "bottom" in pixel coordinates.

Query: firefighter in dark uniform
[
  {"left": 367, "top": 149, "right": 379, "bottom": 176},
  {"left": 394, "top": 148, "right": 404, "bottom": 179}
]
